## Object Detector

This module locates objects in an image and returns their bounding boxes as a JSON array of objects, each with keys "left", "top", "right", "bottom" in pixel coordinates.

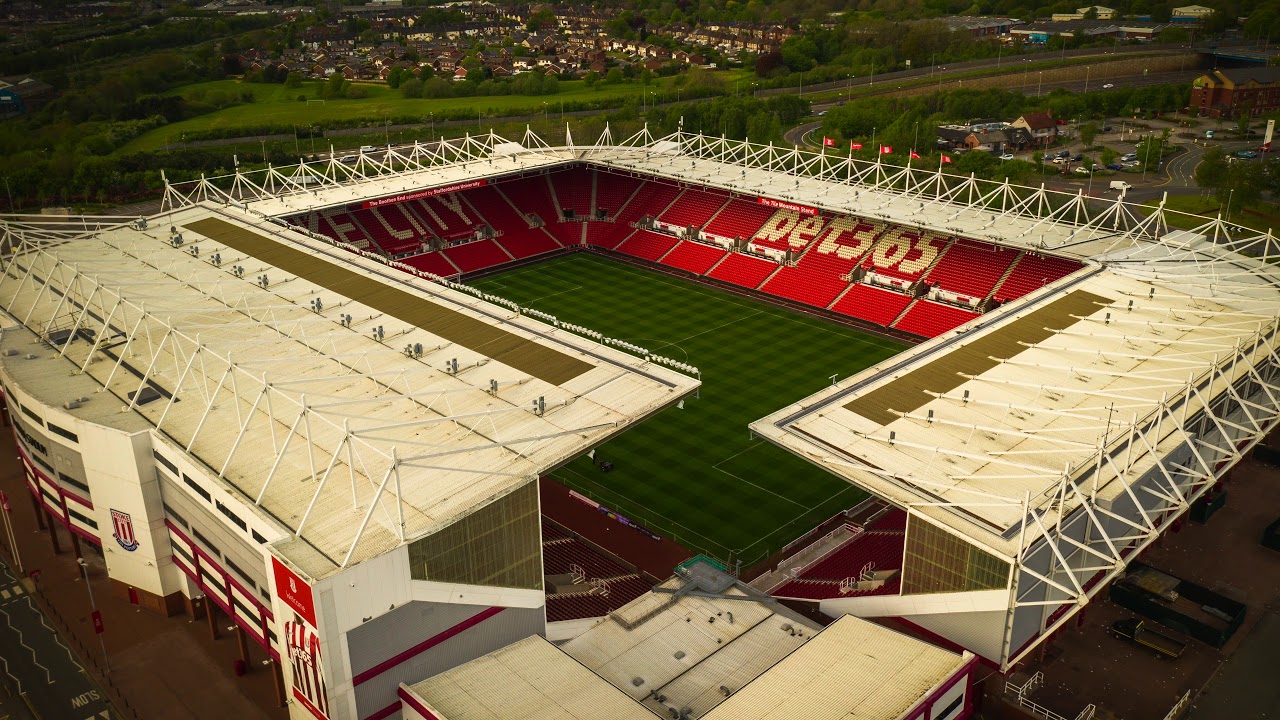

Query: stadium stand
[
  {"left": 540, "top": 518, "right": 653, "bottom": 622},
  {"left": 748, "top": 209, "right": 828, "bottom": 253},
  {"left": 495, "top": 228, "right": 562, "bottom": 260},
  {"left": 616, "top": 229, "right": 681, "bottom": 263},
  {"left": 771, "top": 575, "right": 902, "bottom": 600},
  {"left": 863, "top": 228, "right": 947, "bottom": 283},
  {"left": 549, "top": 169, "right": 593, "bottom": 218},
  {"left": 830, "top": 284, "right": 915, "bottom": 326},
  {"left": 706, "top": 252, "right": 779, "bottom": 289},
  {"left": 546, "top": 575, "right": 653, "bottom": 622},
  {"left": 440, "top": 238, "right": 513, "bottom": 274},
  {"left": 759, "top": 264, "right": 851, "bottom": 309},
  {"left": 702, "top": 198, "right": 776, "bottom": 241},
  {"left": 657, "top": 187, "right": 728, "bottom": 229},
  {"left": 499, "top": 174, "right": 563, "bottom": 226},
  {"left": 768, "top": 508, "right": 908, "bottom": 601},
  {"left": 593, "top": 171, "right": 643, "bottom": 219},
  {"left": 401, "top": 251, "right": 459, "bottom": 277},
  {"left": 318, "top": 210, "right": 368, "bottom": 247},
  {"left": 892, "top": 299, "right": 981, "bottom": 337},
  {"left": 615, "top": 181, "right": 682, "bottom": 227},
  {"left": 351, "top": 207, "right": 420, "bottom": 255},
  {"left": 543, "top": 537, "right": 632, "bottom": 579},
  {"left": 660, "top": 240, "right": 729, "bottom": 275},
  {"left": 585, "top": 223, "right": 633, "bottom": 249},
  {"left": 993, "top": 252, "right": 1084, "bottom": 303},
  {"left": 466, "top": 185, "right": 528, "bottom": 234},
  {"left": 923, "top": 239, "right": 1018, "bottom": 300},
  {"left": 410, "top": 194, "right": 479, "bottom": 241}
]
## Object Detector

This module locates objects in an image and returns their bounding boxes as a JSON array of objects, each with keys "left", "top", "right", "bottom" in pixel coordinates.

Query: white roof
[
  {"left": 0, "top": 205, "right": 697, "bottom": 578},
  {"left": 405, "top": 636, "right": 653, "bottom": 720},
  {"left": 702, "top": 616, "right": 968, "bottom": 720}
]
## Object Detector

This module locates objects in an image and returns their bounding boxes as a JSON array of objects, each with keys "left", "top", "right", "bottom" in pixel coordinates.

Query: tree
[
  {"left": 401, "top": 78, "right": 423, "bottom": 99},
  {"left": 779, "top": 36, "right": 818, "bottom": 72},
  {"left": 583, "top": 70, "right": 600, "bottom": 88},
  {"left": 285, "top": 71, "right": 302, "bottom": 89},
  {"left": 1100, "top": 147, "right": 1118, "bottom": 167},
  {"left": 604, "top": 68, "right": 624, "bottom": 85},
  {"left": 526, "top": 8, "right": 556, "bottom": 32},
  {"left": 1079, "top": 123, "right": 1098, "bottom": 147},
  {"left": 387, "top": 67, "right": 404, "bottom": 89}
]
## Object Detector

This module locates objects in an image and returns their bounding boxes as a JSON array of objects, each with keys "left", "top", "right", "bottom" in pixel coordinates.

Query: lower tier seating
[
  {"left": 707, "top": 252, "right": 778, "bottom": 289},
  {"left": 616, "top": 230, "right": 680, "bottom": 263},
  {"left": 585, "top": 223, "right": 633, "bottom": 249},
  {"left": 830, "top": 284, "right": 913, "bottom": 326},
  {"left": 496, "top": 229, "right": 561, "bottom": 260},
  {"left": 760, "top": 265, "right": 850, "bottom": 309},
  {"left": 546, "top": 575, "right": 652, "bottom": 622},
  {"left": 402, "top": 251, "right": 459, "bottom": 277},
  {"left": 660, "top": 240, "right": 728, "bottom": 275},
  {"left": 893, "top": 300, "right": 980, "bottom": 338},
  {"left": 993, "top": 253, "right": 1083, "bottom": 303},
  {"left": 440, "top": 239, "right": 512, "bottom": 274}
]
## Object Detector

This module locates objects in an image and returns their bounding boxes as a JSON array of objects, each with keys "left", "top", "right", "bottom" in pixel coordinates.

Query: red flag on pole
[
  {"left": 850, "top": 142, "right": 863, "bottom": 150},
  {"left": 822, "top": 136, "right": 835, "bottom": 147},
  {"left": 941, "top": 155, "right": 953, "bottom": 164},
  {"left": 910, "top": 150, "right": 921, "bottom": 159},
  {"left": 880, "top": 145, "right": 893, "bottom": 154}
]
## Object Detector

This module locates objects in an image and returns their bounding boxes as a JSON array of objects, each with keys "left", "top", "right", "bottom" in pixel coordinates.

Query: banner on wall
[
  {"left": 360, "top": 179, "right": 488, "bottom": 209},
  {"left": 273, "top": 557, "right": 329, "bottom": 720},
  {"left": 271, "top": 557, "right": 317, "bottom": 626}
]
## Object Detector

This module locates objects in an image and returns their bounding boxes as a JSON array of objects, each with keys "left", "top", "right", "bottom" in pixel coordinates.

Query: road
[{"left": 0, "top": 563, "right": 110, "bottom": 720}]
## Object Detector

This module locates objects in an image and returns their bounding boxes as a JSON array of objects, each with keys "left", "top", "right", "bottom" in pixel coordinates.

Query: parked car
[
  {"left": 1107, "top": 163, "right": 1124, "bottom": 170},
  {"left": 999, "top": 153, "right": 1015, "bottom": 160},
  {"left": 1055, "top": 119, "right": 1069, "bottom": 125},
  {"left": 1070, "top": 154, "right": 1083, "bottom": 162},
  {"left": 359, "top": 145, "right": 376, "bottom": 153},
  {"left": 1102, "top": 83, "right": 1115, "bottom": 89},
  {"left": 1101, "top": 125, "right": 1113, "bottom": 132},
  {"left": 1073, "top": 166, "right": 1093, "bottom": 174},
  {"left": 1052, "top": 156, "right": 1068, "bottom": 164},
  {"left": 1056, "top": 149, "right": 1071, "bottom": 158},
  {"left": 1122, "top": 160, "right": 1142, "bottom": 168},
  {"left": 1120, "top": 153, "right": 1138, "bottom": 161},
  {"left": 1110, "top": 181, "right": 1132, "bottom": 191},
  {"left": 1236, "top": 150, "right": 1259, "bottom": 159}
]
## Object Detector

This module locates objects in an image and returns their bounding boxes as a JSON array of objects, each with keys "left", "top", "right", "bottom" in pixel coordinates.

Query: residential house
[{"left": 1011, "top": 111, "right": 1057, "bottom": 145}]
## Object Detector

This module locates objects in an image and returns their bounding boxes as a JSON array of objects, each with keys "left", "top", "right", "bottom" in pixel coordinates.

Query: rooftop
[
  {"left": 407, "top": 562, "right": 970, "bottom": 720},
  {"left": 0, "top": 205, "right": 698, "bottom": 579}
]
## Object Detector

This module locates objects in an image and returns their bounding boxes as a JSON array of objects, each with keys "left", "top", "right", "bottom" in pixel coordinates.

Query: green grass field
[
  {"left": 119, "top": 70, "right": 753, "bottom": 154},
  {"left": 470, "top": 254, "right": 905, "bottom": 567}
]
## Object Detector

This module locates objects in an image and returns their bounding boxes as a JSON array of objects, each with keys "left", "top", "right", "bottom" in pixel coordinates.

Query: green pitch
[{"left": 471, "top": 253, "right": 906, "bottom": 567}]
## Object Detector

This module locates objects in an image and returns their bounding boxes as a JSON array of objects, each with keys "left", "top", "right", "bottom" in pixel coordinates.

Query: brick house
[
  {"left": 1190, "top": 67, "right": 1280, "bottom": 118},
  {"left": 1011, "top": 111, "right": 1058, "bottom": 146}
]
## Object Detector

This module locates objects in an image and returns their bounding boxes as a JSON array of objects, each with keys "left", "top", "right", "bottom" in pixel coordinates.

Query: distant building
[
  {"left": 1190, "top": 67, "right": 1280, "bottom": 118},
  {"left": 1171, "top": 4, "right": 1215, "bottom": 22},
  {"left": 1011, "top": 110, "right": 1058, "bottom": 146},
  {"left": 0, "top": 77, "right": 54, "bottom": 118},
  {"left": 1051, "top": 6, "right": 1116, "bottom": 20}
]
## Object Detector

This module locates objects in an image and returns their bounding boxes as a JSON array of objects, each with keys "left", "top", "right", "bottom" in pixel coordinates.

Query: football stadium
[{"left": 1, "top": 125, "right": 1279, "bottom": 720}]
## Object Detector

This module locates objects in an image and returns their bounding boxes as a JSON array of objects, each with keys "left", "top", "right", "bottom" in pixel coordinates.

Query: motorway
[{"left": 0, "top": 563, "right": 110, "bottom": 720}]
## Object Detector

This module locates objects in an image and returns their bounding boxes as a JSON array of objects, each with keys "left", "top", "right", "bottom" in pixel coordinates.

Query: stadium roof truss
[
  {"left": 0, "top": 205, "right": 698, "bottom": 579},
  {"left": 9, "top": 126, "right": 1280, "bottom": 667}
]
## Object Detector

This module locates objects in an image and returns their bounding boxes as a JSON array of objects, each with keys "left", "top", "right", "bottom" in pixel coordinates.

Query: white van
[
  {"left": 1110, "top": 181, "right": 1132, "bottom": 192},
  {"left": 359, "top": 145, "right": 376, "bottom": 153}
]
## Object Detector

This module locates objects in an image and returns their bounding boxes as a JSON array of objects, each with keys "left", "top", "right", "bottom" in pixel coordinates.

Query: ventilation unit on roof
[
  {"left": 64, "top": 399, "right": 81, "bottom": 410},
  {"left": 128, "top": 386, "right": 162, "bottom": 406},
  {"left": 1, "top": 348, "right": 17, "bottom": 357}
]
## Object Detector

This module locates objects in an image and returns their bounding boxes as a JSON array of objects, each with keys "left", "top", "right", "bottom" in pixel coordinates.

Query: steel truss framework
[
  {"left": 0, "top": 206, "right": 694, "bottom": 576},
  {"left": 8, "top": 129, "right": 1280, "bottom": 667}
]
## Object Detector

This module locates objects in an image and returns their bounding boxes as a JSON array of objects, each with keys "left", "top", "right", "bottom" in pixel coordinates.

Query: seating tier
[
  {"left": 440, "top": 238, "right": 512, "bottom": 274},
  {"left": 463, "top": 186, "right": 526, "bottom": 234},
  {"left": 924, "top": 239, "right": 1018, "bottom": 300},
  {"left": 585, "top": 224, "right": 633, "bottom": 249},
  {"left": 615, "top": 182, "right": 682, "bottom": 227},
  {"left": 892, "top": 299, "right": 980, "bottom": 338},
  {"left": 830, "top": 284, "right": 914, "bottom": 326},
  {"left": 660, "top": 240, "right": 728, "bottom": 275},
  {"left": 993, "top": 253, "right": 1083, "bottom": 303},
  {"left": 706, "top": 252, "right": 778, "bottom": 289},
  {"left": 759, "top": 264, "right": 850, "bottom": 309},
  {"left": 499, "top": 174, "right": 561, "bottom": 226},
  {"left": 702, "top": 198, "right": 775, "bottom": 240},
  {"left": 401, "top": 251, "right": 459, "bottom": 277},
  {"left": 412, "top": 195, "right": 479, "bottom": 241},
  {"left": 594, "top": 171, "right": 642, "bottom": 218},
  {"left": 616, "top": 230, "right": 680, "bottom": 262},
  {"left": 496, "top": 229, "right": 561, "bottom": 260},
  {"left": 657, "top": 187, "right": 727, "bottom": 229},
  {"left": 549, "top": 169, "right": 593, "bottom": 217}
]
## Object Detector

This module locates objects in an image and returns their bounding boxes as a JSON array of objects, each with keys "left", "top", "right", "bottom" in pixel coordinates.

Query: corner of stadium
[{"left": 2, "top": 124, "right": 1279, "bottom": 720}]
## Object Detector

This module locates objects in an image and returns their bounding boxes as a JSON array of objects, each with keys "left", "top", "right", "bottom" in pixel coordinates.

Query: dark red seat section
[
  {"left": 660, "top": 240, "right": 729, "bottom": 275},
  {"left": 707, "top": 252, "right": 779, "bottom": 289},
  {"left": 893, "top": 299, "right": 980, "bottom": 337}
]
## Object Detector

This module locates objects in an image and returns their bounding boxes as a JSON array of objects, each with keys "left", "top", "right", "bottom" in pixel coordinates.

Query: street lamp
[
  {"left": 1037, "top": 71, "right": 1043, "bottom": 97},
  {"left": 77, "top": 558, "right": 109, "bottom": 672},
  {"left": 1084, "top": 66, "right": 1090, "bottom": 93}
]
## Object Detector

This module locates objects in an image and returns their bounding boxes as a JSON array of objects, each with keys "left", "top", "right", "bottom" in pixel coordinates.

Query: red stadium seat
[
  {"left": 830, "top": 284, "right": 914, "bottom": 327},
  {"left": 707, "top": 252, "right": 779, "bottom": 289},
  {"left": 660, "top": 240, "right": 729, "bottom": 275},
  {"left": 892, "top": 299, "right": 980, "bottom": 338},
  {"left": 440, "top": 239, "right": 513, "bottom": 274},
  {"left": 993, "top": 253, "right": 1084, "bottom": 303},
  {"left": 657, "top": 187, "right": 729, "bottom": 229},
  {"left": 616, "top": 230, "right": 681, "bottom": 262},
  {"left": 923, "top": 239, "right": 1018, "bottom": 301},
  {"left": 702, "top": 198, "right": 776, "bottom": 241}
]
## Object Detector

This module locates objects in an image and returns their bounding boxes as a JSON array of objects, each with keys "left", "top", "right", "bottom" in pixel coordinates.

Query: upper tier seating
[
  {"left": 350, "top": 207, "right": 419, "bottom": 255},
  {"left": 401, "top": 251, "right": 459, "bottom": 277},
  {"left": 993, "top": 253, "right": 1084, "bottom": 303},
  {"left": 702, "top": 198, "right": 776, "bottom": 240},
  {"left": 440, "top": 238, "right": 512, "bottom": 274},
  {"left": 803, "top": 532, "right": 906, "bottom": 581},
  {"left": 616, "top": 229, "right": 680, "bottom": 263},
  {"left": 549, "top": 169, "right": 593, "bottom": 218},
  {"left": 657, "top": 188, "right": 728, "bottom": 229},
  {"left": 615, "top": 182, "right": 682, "bottom": 227},
  {"left": 707, "top": 252, "right": 779, "bottom": 289},
  {"left": 830, "top": 284, "right": 914, "bottom": 327},
  {"left": 759, "top": 265, "right": 850, "bottom": 309},
  {"left": 413, "top": 194, "right": 481, "bottom": 241},
  {"left": 319, "top": 211, "right": 367, "bottom": 247},
  {"left": 862, "top": 229, "right": 946, "bottom": 283},
  {"left": 749, "top": 210, "right": 829, "bottom": 253},
  {"left": 498, "top": 175, "right": 562, "bottom": 226},
  {"left": 660, "top": 240, "right": 729, "bottom": 275},
  {"left": 594, "top": 171, "right": 643, "bottom": 218},
  {"left": 893, "top": 299, "right": 980, "bottom": 338},
  {"left": 924, "top": 239, "right": 1018, "bottom": 301},
  {"left": 546, "top": 575, "right": 651, "bottom": 622},
  {"left": 542, "top": 539, "right": 632, "bottom": 579}
]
